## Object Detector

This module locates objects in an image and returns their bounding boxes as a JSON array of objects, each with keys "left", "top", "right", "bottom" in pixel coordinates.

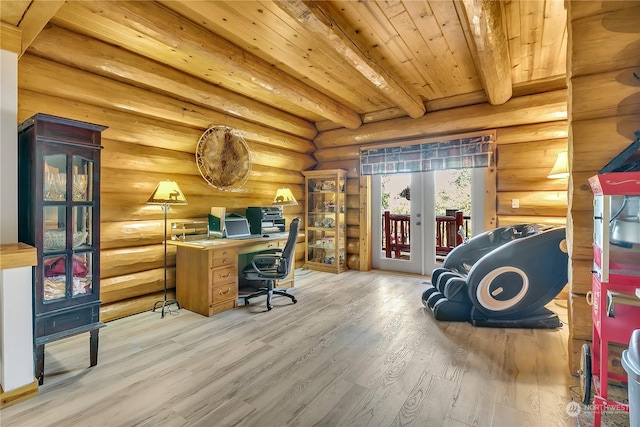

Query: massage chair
[{"left": 422, "top": 224, "right": 568, "bottom": 328}]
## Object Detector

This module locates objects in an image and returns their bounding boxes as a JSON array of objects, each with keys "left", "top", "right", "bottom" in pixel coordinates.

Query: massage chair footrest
[{"left": 469, "top": 307, "right": 561, "bottom": 329}]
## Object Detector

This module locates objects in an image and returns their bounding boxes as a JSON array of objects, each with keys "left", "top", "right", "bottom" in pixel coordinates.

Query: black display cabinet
[{"left": 18, "top": 113, "right": 107, "bottom": 384}]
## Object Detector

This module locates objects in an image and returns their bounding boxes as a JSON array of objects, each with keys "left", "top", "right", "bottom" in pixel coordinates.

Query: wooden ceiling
[{"left": 2, "top": 0, "right": 567, "bottom": 134}]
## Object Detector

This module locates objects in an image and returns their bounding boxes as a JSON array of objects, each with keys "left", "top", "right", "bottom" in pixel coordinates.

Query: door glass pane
[
  {"left": 43, "top": 206, "right": 66, "bottom": 253},
  {"left": 72, "top": 252, "right": 93, "bottom": 296},
  {"left": 43, "top": 254, "right": 66, "bottom": 301},
  {"left": 72, "top": 156, "right": 93, "bottom": 201},
  {"left": 434, "top": 169, "right": 471, "bottom": 261},
  {"left": 381, "top": 174, "right": 411, "bottom": 260},
  {"left": 43, "top": 154, "right": 67, "bottom": 201},
  {"left": 72, "top": 206, "right": 92, "bottom": 248}
]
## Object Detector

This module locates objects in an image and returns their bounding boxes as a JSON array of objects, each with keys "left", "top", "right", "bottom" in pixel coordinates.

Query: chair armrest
[{"left": 248, "top": 255, "right": 288, "bottom": 278}]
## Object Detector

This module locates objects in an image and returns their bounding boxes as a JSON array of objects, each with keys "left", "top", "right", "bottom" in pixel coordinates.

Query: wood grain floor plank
[{"left": 0, "top": 269, "right": 587, "bottom": 427}]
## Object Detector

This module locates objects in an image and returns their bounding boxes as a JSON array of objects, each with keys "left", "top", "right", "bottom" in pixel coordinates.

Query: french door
[
  {"left": 371, "top": 169, "right": 485, "bottom": 276},
  {"left": 371, "top": 172, "right": 436, "bottom": 275}
]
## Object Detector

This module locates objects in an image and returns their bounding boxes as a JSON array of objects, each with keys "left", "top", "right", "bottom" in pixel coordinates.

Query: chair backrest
[{"left": 279, "top": 217, "right": 300, "bottom": 273}]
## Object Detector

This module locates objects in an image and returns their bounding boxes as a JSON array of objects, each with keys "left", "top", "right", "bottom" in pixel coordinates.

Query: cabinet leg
[
  {"left": 89, "top": 329, "right": 99, "bottom": 367},
  {"left": 35, "top": 344, "right": 45, "bottom": 385}
]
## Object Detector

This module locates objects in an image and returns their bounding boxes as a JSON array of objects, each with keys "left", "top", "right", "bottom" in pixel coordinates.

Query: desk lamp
[
  {"left": 147, "top": 180, "right": 188, "bottom": 318},
  {"left": 272, "top": 187, "right": 298, "bottom": 206},
  {"left": 548, "top": 151, "right": 569, "bottom": 179}
]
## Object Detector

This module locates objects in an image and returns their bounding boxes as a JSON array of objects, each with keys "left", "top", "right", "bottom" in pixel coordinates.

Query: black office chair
[{"left": 242, "top": 217, "right": 300, "bottom": 310}]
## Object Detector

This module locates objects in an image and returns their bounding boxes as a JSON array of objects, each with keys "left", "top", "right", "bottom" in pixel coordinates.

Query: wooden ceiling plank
[
  {"left": 27, "top": 24, "right": 318, "bottom": 140},
  {"left": 456, "top": 0, "right": 513, "bottom": 105},
  {"left": 275, "top": 0, "right": 425, "bottom": 118},
  {"left": 52, "top": 1, "right": 362, "bottom": 129},
  {"left": 519, "top": 0, "right": 541, "bottom": 82},
  {"left": 422, "top": 0, "right": 482, "bottom": 94},
  {"left": 504, "top": 0, "right": 523, "bottom": 83},
  {"left": 257, "top": 0, "right": 391, "bottom": 111},
  {"left": 401, "top": 0, "right": 473, "bottom": 97},
  {"left": 539, "top": 0, "right": 567, "bottom": 79},
  {"left": 164, "top": 0, "right": 389, "bottom": 114},
  {"left": 18, "top": 0, "right": 64, "bottom": 57},
  {"left": 336, "top": 0, "right": 439, "bottom": 100},
  {"left": 383, "top": 5, "right": 453, "bottom": 96},
  {"left": 366, "top": 1, "right": 446, "bottom": 98},
  {"left": 528, "top": 0, "right": 546, "bottom": 81}
]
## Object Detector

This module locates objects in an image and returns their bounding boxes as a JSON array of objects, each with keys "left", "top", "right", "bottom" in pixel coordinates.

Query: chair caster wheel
[
  {"left": 292, "top": 298, "right": 297, "bottom": 304},
  {"left": 267, "top": 304, "right": 273, "bottom": 311},
  {"left": 244, "top": 298, "right": 250, "bottom": 306}
]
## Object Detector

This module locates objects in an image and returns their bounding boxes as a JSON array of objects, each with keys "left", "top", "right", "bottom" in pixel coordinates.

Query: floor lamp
[{"left": 147, "top": 180, "right": 188, "bottom": 318}]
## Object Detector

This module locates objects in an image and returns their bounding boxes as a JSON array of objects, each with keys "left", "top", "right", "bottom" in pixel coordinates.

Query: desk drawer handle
[
  {"left": 218, "top": 287, "right": 232, "bottom": 295},
  {"left": 218, "top": 272, "right": 231, "bottom": 279},
  {"left": 586, "top": 291, "right": 593, "bottom": 306}
]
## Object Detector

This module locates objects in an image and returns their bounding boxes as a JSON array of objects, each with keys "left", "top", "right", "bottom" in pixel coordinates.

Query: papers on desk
[{"left": 636, "top": 288, "right": 640, "bottom": 299}]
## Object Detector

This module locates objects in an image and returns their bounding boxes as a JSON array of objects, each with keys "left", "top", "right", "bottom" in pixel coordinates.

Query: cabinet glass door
[
  {"left": 608, "top": 195, "right": 640, "bottom": 278},
  {"left": 306, "top": 174, "right": 346, "bottom": 271},
  {"left": 72, "top": 155, "right": 93, "bottom": 202},
  {"left": 41, "top": 154, "right": 95, "bottom": 302},
  {"left": 43, "top": 154, "right": 67, "bottom": 201}
]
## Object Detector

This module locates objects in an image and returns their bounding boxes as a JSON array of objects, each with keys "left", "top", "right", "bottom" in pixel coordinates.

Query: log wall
[
  {"left": 566, "top": 1, "right": 640, "bottom": 376},
  {"left": 18, "top": 21, "right": 571, "bottom": 322},
  {"left": 18, "top": 26, "right": 312, "bottom": 322}
]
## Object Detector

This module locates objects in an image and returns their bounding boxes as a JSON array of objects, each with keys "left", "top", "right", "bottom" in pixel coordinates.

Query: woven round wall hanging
[{"left": 195, "top": 125, "right": 251, "bottom": 191}]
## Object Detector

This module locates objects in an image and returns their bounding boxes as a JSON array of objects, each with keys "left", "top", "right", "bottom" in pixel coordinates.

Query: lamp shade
[
  {"left": 547, "top": 151, "right": 569, "bottom": 179},
  {"left": 147, "top": 180, "right": 188, "bottom": 205},
  {"left": 272, "top": 187, "right": 298, "bottom": 206}
]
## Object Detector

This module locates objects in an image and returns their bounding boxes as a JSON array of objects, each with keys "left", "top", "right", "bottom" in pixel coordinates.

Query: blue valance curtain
[{"left": 359, "top": 132, "right": 495, "bottom": 176}]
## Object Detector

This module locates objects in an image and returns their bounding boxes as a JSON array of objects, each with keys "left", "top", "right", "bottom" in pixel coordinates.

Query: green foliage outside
[
  {"left": 435, "top": 168, "right": 471, "bottom": 216},
  {"left": 381, "top": 169, "right": 471, "bottom": 216}
]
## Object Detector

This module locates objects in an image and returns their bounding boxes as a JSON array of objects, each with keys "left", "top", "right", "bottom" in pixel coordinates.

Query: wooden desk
[{"left": 169, "top": 234, "right": 293, "bottom": 316}]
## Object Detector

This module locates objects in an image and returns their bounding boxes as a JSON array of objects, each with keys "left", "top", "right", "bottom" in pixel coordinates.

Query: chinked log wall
[
  {"left": 18, "top": 24, "right": 313, "bottom": 322},
  {"left": 566, "top": 1, "right": 640, "bottom": 378}
]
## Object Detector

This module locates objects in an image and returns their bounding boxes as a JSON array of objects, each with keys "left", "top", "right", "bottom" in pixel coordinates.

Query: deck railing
[
  {"left": 383, "top": 210, "right": 470, "bottom": 258},
  {"left": 383, "top": 211, "right": 410, "bottom": 258},
  {"left": 436, "top": 210, "right": 470, "bottom": 257}
]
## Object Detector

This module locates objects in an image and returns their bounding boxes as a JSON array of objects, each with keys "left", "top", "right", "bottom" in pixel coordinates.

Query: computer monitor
[{"left": 224, "top": 217, "right": 252, "bottom": 238}]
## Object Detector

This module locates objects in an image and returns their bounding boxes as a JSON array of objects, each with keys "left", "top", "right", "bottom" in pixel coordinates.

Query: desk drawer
[
  {"left": 242, "top": 240, "right": 279, "bottom": 254},
  {"left": 211, "top": 282, "right": 238, "bottom": 305},
  {"left": 211, "top": 248, "right": 237, "bottom": 268},
  {"left": 211, "top": 265, "right": 237, "bottom": 285}
]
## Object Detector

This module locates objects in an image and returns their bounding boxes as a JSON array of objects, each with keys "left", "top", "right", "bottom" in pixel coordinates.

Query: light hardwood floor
[{"left": 0, "top": 270, "right": 606, "bottom": 426}]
